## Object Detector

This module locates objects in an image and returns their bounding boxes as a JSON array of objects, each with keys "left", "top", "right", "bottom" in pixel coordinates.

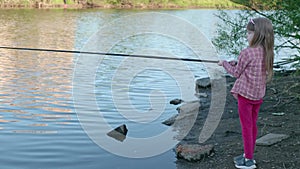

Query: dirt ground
[{"left": 175, "top": 71, "right": 300, "bottom": 169}]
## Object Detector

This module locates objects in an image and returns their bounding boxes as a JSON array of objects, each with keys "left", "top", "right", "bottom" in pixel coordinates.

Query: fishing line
[{"left": 0, "top": 46, "right": 219, "bottom": 63}]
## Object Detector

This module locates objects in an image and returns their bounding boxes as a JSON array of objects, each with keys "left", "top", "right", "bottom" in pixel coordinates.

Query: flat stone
[
  {"left": 176, "top": 100, "right": 200, "bottom": 114},
  {"left": 163, "top": 100, "right": 200, "bottom": 127},
  {"left": 175, "top": 144, "right": 214, "bottom": 161},
  {"left": 195, "top": 92, "right": 208, "bottom": 98},
  {"left": 256, "top": 133, "right": 289, "bottom": 146},
  {"left": 162, "top": 114, "right": 178, "bottom": 126},
  {"left": 172, "top": 101, "right": 200, "bottom": 141}
]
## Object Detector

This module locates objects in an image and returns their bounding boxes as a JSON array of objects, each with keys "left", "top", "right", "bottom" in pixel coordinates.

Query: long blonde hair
[{"left": 247, "top": 17, "right": 274, "bottom": 82}]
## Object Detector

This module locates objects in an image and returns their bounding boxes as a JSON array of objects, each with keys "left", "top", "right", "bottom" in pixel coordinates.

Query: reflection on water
[
  {"left": 0, "top": 9, "right": 221, "bottom": 169},
  {"left": 0, "top": 9, "right": 75, "bottom": 136}
]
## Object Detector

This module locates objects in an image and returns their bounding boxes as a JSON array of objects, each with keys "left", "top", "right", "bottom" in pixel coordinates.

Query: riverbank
[
  {"left": 0, "top": 0, "right": 244, "bottom": 9},
  {"left": 175, "top": 71, "right": 299, "bottom": 169}
]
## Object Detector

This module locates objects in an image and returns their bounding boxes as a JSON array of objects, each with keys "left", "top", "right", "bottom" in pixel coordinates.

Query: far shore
[{"left": 0, "top": 2, "right": 244, "bottom": 10}]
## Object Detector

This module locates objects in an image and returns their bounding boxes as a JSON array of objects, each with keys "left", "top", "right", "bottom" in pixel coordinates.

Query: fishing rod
[{"left": 0, "top": 46, "right": 219, "bottom": 63}]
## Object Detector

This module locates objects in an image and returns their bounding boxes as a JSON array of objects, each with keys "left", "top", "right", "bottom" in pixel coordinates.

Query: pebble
[{"left": 169, "top": 98, "right": 184, "bottom": 105}]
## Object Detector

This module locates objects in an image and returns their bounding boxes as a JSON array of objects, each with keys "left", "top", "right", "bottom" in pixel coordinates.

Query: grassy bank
[{"left": 0, "top": 0, "right": 245, "bottom": 9}]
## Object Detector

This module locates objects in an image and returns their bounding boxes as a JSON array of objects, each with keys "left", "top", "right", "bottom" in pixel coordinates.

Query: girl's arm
[{"left": 220, "top": 51, "right": 250, "bottom": 78}]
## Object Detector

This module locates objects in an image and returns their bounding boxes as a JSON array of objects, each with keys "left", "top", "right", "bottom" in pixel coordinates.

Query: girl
[{"left": 218, "top": 17, "right": 274, "bottom": 169}]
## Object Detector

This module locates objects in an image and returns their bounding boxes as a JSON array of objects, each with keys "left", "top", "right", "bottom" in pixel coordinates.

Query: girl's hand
[
  {"left": 229, "top": 60, "right": 237, "bottom": 66},
  {"left": 217, "top": 60, "right": 224, "bottom": 66}
]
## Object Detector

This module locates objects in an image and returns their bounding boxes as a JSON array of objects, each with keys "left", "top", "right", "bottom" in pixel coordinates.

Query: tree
[{"left": 213, "top": 0, "right": 300, "bottom": 71}]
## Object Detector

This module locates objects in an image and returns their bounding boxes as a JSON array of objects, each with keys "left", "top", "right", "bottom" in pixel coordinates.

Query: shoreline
[
  {"left": 0, "top": 3, "right": 245, "bottom": 10},
  {"left": 175, "top": 70, "right": 299, "bottom": 168}
]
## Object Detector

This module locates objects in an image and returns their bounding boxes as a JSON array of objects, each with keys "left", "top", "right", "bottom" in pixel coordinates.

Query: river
[{"left": 0, "top": 8, "right": 243, "bottom": 169}]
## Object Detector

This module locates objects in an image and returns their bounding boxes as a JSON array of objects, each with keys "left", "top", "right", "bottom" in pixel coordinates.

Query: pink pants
[{"left": 238, "top": 95, "right": 263, "bottom": 159}]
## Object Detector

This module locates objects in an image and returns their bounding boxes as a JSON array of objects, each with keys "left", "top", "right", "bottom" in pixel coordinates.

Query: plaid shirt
[{"left": 222, "top": 46, "right": 267, "bottom": 100}]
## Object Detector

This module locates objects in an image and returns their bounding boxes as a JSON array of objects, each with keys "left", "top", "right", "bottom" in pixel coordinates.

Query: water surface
[{"left": 0, "top": 9, "right": 222, "bottom": 169}]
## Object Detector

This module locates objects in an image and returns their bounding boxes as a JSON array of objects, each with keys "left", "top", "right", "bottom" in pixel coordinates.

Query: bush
[{"left": 213, "top": 0, "right": 300, "bottom": 70}]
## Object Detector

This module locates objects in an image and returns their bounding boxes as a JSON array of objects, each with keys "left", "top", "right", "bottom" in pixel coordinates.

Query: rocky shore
[{"left": 166, "top": 71, "right": 299, "bottom": 169}]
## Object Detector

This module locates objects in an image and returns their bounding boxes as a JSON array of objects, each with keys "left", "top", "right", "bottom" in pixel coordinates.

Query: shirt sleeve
[{"left": 222, "top": 50, "right": 251, "bottom": 78}]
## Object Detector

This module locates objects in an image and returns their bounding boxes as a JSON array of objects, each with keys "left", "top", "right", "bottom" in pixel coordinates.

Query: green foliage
[
  {"left": 0, "top": 0, "right": 76, "bottom": 6},
  {"left": 213, "top": 10, "right": 252, "bottom": 56},
  {"left": 105, "top": 0, "right": 119, "bottom": 5},
  {"left": 213, "top": 0, "right": 300, "bottom": 69}
]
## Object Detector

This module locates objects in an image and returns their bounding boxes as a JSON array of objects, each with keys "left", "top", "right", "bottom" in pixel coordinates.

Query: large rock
[
  {"left": 195, "top": 77, "right": 211, "bottom": 88},
  {"left": 175, "top": 144, "right": 214, "bottom": 161},
  {"left": 195, "top": 77, "right": 211, "bottom": 95},
  {"left": 173, "top": 101, "right": 200, "bottom": 136}
]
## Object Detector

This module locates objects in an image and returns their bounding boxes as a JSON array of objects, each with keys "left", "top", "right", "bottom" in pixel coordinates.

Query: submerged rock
[{"left": 107, "top": 124, "right": 128, "bottom": 142}]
